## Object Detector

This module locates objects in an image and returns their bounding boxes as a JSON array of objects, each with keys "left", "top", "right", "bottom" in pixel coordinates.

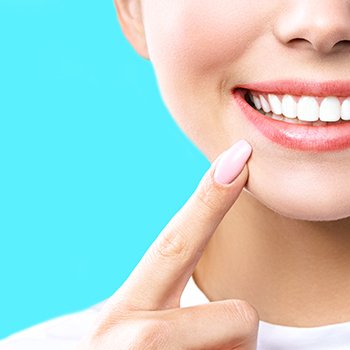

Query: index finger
[{"left": 113, "top": 139, "right": 252, "bottom": 311}]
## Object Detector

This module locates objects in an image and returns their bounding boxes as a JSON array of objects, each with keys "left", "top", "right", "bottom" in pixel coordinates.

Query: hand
[{"left": 77, "top": 139, "right": 259, "bottom": 350}]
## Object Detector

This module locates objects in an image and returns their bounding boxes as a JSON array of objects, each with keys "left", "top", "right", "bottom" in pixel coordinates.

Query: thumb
[{"left": 165, "top": 299, "right": 259, "bottom": 349}]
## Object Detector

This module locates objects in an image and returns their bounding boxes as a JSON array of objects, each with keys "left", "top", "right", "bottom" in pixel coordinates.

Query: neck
[{"left": 193, "top": 189, "right": 350, "bottom": 327}]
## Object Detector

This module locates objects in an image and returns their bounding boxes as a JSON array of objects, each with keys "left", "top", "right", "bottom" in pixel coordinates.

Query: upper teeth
[{"left": 249, "top": 92, "right": 350, "bottom": 122}]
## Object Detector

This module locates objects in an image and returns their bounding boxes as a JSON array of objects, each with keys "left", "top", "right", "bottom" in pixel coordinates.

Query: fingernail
[{"left": 214, "top": 139, "right": 252, "bottom": 185}]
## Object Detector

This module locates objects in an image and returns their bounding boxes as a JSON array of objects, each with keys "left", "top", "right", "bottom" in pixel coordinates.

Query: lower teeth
[{"left": 260, "top": 110, "right": 328, "bottom": 126}]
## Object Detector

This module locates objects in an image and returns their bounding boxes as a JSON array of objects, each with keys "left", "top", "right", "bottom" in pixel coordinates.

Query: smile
[{"left": 232, "top": 80, "right": 350, "bottom": 152}]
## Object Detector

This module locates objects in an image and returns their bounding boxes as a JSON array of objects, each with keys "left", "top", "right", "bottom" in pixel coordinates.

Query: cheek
[
  {"left": 143, "top": 1, "right": 263, "bottom": 79},
  {"left": 143, "top": 1, "right": 266, "bottom": 152}
]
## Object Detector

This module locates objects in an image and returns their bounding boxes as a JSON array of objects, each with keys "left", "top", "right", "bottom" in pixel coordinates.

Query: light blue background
[{"left": 0, "top": 0, "right": 209, "bottom": 339}]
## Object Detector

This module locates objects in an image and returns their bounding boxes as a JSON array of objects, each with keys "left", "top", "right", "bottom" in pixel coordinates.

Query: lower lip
[{"left": 233, "top": 89, "right": 350, "bottom": 152}]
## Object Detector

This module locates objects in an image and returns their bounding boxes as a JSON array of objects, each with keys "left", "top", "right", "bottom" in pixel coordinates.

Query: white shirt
[{"left": 2, "top": 276, "right": 350, "bottom": 349}]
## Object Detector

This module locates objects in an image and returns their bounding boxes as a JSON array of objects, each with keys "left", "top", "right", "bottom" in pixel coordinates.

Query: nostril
[
  {"left": 286, "top": 38, "right": 312, "bottom": 49},
  {"left": 286, "top": 37, "right": 350, "bottom": 54},
  {"left": 334, "top": 40, "right": 350, "bottom": 48}
]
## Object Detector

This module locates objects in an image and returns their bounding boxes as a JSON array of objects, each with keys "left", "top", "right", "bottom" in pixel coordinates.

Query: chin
[{"left": 244, "top": 174, "right": 350, "bottom": 222}]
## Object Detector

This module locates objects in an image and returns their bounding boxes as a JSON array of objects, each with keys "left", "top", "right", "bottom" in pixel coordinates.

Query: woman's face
[{"left": 122, "top": 0, "right": 350, "bottom": 221}]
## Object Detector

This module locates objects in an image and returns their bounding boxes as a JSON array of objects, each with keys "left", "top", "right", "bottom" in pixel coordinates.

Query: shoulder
[{"left": 0, "top": 300, "right": 107, "bottom": 350}]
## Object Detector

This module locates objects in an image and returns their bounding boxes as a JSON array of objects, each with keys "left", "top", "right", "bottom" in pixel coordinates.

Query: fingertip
[{"left": 214, "top": 139, "right": 252, "bottom": 185}]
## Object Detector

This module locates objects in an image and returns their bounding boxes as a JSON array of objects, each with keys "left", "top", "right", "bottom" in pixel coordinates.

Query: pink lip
[
  {"left": 232, "top": 87, "right": 350, "bottom": 152},
  {"left": 235, "top": 80, "right": 350, "bottom": 97}
]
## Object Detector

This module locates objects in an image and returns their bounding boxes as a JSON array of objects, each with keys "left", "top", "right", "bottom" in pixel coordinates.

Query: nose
[{"left": 274, "top": 0, "right": 350, "bottom": 54}]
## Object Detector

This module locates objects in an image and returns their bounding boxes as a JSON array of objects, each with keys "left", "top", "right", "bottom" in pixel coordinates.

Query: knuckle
[
  {"left": 132, "top": 318, "right": 173, "bottom": 350},
  {"left": 224, "top": 299, "right": 259, "bottom": 334},
  {"left": 152, "top": 226, "right": 193, "bottom": 263},
  {"left": 83, "top": 314, "right": 174, "bottom": 350}
]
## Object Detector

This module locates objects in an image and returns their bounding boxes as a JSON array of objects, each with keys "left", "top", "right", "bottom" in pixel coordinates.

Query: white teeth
[
  {"left": 252, "top": 95, "right": 262, "bottom": 110},
  {"left": 341, "top": 98, "right": 350, "bottom": 121},
  {"left": 249, "top": 91, "right": 350, "bottom": 124},
  {"left": 268, "top": 94, "right": 282, "bottom": 115},
  {"left": 297, "top": 96, "right": 319, "bottom": 122},
  {"left": 319, "top": 97, "right": 341, "bottom": 122},
  {"left": 260, "top": 95, "right": 271, "bottom": 113},
  {"left": 271, "top": 113, "right": 284, "bottom": 121},
  {"left": 281, "top": 95, "right": 297, "bottom": 119}
]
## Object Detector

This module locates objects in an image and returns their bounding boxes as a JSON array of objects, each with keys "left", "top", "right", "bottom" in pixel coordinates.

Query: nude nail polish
[{"left": 214, "top": 139, "right": 252, "bottom": 185}]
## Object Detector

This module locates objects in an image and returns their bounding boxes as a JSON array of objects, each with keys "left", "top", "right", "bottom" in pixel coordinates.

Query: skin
[
  {"left": 79, "top": 3, "right": 350, "bottom": 348},
  {"left": 78, "top": 150, "right": 259, "bottom": 349}
]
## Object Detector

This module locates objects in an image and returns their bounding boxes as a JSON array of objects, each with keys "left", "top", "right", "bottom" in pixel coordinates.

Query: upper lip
[{"left": 233, "top": 80, "right": 350, "bottom": 97}]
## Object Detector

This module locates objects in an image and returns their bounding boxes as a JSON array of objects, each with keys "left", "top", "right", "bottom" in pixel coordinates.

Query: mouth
[{"left": 232, "top": 80, "right": 350, "bottom": 152}]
